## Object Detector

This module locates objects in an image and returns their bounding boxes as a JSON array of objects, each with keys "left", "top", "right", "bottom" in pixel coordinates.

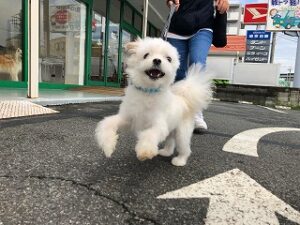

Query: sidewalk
[
  {"left": 0, "top": 87, "right": 124, "bottom": 106},
  {"left": 0, "top": 87, "right": 123, "bottom": 119}
]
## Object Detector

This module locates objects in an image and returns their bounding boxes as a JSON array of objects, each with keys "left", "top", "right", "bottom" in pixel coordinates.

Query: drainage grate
[{"left": 0, "top": 101, "right": 59, "bottom": 119}]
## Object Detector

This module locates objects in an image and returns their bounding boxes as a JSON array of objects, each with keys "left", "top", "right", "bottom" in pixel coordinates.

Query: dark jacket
[{"left": 169, "top": 0, "right": 214, "bottom": 36}]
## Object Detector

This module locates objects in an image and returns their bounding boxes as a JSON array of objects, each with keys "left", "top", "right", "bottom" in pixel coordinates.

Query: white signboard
[
  {"left": 267, "top": 0, "right": 300, "bottom": 31},
  {"left": 50, "top": 5, "right": 83, "bottom": 32}
]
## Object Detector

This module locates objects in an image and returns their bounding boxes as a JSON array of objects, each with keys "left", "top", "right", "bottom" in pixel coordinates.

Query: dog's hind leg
[
  {"left": 95, "top": 114, "right": 128, "bottom": 157},
  {"left": 158, "top": 131, "right": 175, "bottom": 157},
  {"left": 172, "top": 119, "right": 194, "bottom": 166}
]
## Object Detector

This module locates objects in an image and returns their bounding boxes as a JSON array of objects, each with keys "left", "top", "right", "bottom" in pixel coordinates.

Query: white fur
[{"left": 95, "top": 37, "right": 212, "bottom": 166}]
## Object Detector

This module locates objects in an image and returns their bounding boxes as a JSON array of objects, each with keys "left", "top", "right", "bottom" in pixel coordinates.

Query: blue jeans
[{"left": 167, "top": 30, "right": 213, "bottom": 81}]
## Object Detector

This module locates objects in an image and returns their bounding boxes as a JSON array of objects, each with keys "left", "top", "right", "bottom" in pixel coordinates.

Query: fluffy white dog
[{"left": 95, "top": 37, "right": 212, "bottom": 166}]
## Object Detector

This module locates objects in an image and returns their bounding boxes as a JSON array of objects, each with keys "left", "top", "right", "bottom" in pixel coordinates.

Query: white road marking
[
  {"left": 258, "top": 105, "right": 287, "bottom": 114},
  {"left": 238, "top": 100, "right": 253, "bottom": 105},
  {"left": 223, "top": 127, "right": 300, "bottom": 157},
  {"left": 157, "top": 169, "right": 300, "bottom": 225}
]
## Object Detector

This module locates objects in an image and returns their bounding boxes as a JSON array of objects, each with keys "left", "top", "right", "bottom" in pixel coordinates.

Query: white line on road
[
  {"left": 222, "top": 127, "right": 300, "bottom": 157},
  {"left": 157, "top": 169, "right": 300, "bottom": 225},
  {"left": 258, "top": 105, "right": 287, "bottom": 114}
]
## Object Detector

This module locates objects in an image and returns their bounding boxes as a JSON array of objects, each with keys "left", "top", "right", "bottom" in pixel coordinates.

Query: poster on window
[
  {"left": 266, "top": 0, "right": 300, "bottom": 31},
  {"left": 49, "top": 5, "right": 84, "bottom": 32}
]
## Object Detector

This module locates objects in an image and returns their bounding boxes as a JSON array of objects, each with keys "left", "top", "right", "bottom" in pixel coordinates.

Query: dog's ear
[{"left": 124, "top": 40, "right": 140, "bottom": 56}]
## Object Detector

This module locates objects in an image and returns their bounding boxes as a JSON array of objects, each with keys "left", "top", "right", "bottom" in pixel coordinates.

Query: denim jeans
[{"left": 167, "top": 30, "right": 213, "bottom": 81}]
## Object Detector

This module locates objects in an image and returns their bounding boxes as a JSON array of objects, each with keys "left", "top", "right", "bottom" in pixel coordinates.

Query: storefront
[{"left": 0, "top": 0, "right": 162, "bottom": 91}]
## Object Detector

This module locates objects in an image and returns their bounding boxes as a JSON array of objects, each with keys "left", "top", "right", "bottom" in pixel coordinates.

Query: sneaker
[{"left": 194, "top": 112, "right": 208, "bottom": 130}]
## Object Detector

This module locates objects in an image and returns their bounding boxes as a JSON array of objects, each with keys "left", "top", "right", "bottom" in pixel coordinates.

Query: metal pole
[
  {"left": 142, "top": 0, "right": 149, "bottom": 38},
  {"left": 270, "top": 32, "right": 277, "bottom": 63},
  {"left": 293, "top": 36, "right": 300, "bottom": 88},
  {"left": 28, "top": 0, "right": 39, "bottom": 98}
]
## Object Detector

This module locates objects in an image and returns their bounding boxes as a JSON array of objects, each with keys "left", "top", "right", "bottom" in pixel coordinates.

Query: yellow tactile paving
[{"left": 0, "top": 101, "right": 58, "bottom": 119}]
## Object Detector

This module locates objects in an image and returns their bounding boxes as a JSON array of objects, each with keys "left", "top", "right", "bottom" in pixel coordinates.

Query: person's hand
[
  {"left": 215, "top": 0, "right": 229, "bottom": 14},
  {"left": 166, "top": 0, "right": 180, "bottom": 11}
]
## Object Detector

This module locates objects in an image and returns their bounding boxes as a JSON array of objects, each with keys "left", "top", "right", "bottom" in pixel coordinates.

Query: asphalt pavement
[{"left": 0, "top": 101, "right": 299, "bottom": 225}]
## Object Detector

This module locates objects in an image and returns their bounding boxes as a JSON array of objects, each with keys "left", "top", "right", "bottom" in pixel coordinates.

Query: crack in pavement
[{"left": 0, "top": 175, "right": 161, "bottom": 225}]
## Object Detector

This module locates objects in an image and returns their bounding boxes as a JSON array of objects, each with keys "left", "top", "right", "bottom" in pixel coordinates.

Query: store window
[
  {"left": 133, "top": 13, "right": 142, "bottom": 33},
  {"left": 124, "top": 3, "right": 133, "bottom": 25},
  {"left": 148, "top": 23, "right": 158, "bottom": 37},
  {"left": 39, "top": 0, "right": 86, "bottom": 85},
  {"left": 0, "top": 0, "right": 23, "bottom": 82},
  {"left": 107, "top": 0, "right": 121, "bottom": 83},
  {"left": 91, "top": 12, "right": 106, "bottom": 82},
  {"left": 121, "top": 30, "right": 136, "bottom": 87}
]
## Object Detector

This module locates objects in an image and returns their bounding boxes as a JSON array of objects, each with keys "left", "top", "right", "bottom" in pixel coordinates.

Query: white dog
[{"left": 95, "top": 37, "right": 212, "bottom": 166}]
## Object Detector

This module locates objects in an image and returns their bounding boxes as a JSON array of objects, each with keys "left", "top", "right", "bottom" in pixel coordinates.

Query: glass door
[
  {"left": 88, "top": 0, "right": 142, "bottom": 87},
  {"left": 90, "top": 11, "right": 105, "bottom": 82},
  {"left": 0, "top": 0, "right": 24, "bottom": 83},
  {"left": 39, "top": 0, "right": 88, "bottom": 86},
  {"left": 120, "top": 29, "right": 136, "bottom": 87},
  {"left": 88, "top": 0, "right": 121, "bottom": 87}
]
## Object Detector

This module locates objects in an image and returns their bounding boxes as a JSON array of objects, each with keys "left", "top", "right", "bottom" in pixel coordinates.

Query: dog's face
[{"left": 124, "top": 37, "right": 180, "bottom": 89}]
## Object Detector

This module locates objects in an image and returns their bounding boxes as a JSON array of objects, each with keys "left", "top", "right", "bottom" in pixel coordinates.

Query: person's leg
[
  {"left": 188, "top": 30, "right": 213, "bottom": 66},
  {"left": 188, "top": 30, "right": 213, "bottom": 130},
  {"left": 167, "top": 38, "right": 189, "bottom": 81}
]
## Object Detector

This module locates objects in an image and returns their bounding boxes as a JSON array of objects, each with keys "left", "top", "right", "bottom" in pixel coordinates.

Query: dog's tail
[{"left": 171, "top": 64, "right": 213, "bottom": 114}]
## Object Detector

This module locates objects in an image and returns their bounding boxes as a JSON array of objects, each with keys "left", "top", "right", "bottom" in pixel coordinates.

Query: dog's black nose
[{"left": 153, "top": 58, "right": 161, "bottom": 66}]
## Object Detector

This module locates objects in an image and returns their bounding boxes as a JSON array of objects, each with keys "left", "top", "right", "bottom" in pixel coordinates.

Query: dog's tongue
[
  {"left": 145, "top": 68, "right": 165, "bottom": 80},
  {"left": 149, "top": 69, "right": 161, "bottom": 78}
]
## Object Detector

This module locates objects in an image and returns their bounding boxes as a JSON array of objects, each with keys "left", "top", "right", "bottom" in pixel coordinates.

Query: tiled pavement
[
  {"left": 0, "top": 87, "right": 123, "bottom": 119},
  {"left": 0, "top": 101, "right": 58, "bottom": 119}
]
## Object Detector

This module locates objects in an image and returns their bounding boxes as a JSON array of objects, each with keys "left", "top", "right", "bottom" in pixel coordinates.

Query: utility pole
[
  {"left": 293, "top": 35, "right": 300, "bottom": 88},
  {"left": 270, "top": 32, "right": 277, "bottom": 63}
]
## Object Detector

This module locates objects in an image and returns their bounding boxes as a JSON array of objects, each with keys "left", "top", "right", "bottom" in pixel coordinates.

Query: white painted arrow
[
  {"left": 223, "top": 127, "right": 300, "bottom": 157},
  {"left": 157, "top": 169, "right": 300, "bottom": 225}
]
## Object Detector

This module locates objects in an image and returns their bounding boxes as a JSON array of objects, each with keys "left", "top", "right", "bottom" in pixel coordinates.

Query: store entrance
[
  {"left": 89, "top": 0, "right": 141, "bottom": 88},
  {"left": 88, "top": 0, "right": 121, "bottom": 87},
  {"left": 39, "top": 0, "right": 89, "bottom": 87},
  {"left": 120, "top": 29, "right": 137, "bottom": 87}
]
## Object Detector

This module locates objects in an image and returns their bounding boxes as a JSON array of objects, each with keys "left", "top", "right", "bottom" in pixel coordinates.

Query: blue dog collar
[{"left": 133, "top": 85, "right": 161, "bottom": 94}]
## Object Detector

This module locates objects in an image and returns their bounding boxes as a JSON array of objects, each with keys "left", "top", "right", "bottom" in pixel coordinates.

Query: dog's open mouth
[{"left": 145, "top": 69, "right": 165, "bottom": 80}]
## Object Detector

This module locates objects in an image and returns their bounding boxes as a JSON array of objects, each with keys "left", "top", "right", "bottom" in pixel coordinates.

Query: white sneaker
[{"left": 194, "top": 112, "right": 208, "bottom": 130}]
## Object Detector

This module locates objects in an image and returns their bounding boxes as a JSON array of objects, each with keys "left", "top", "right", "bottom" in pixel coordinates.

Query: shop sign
[
  {"left": 244, "top": 30, "right": 271, "bottom": 63},
  {"left": 50, "top": 5, "right": 82, "bottom": 32},
  {"left": 244, "top": 3, "right": 268, "bottom": 24},
  {"left": 266, "top": 0, "right": 300, "bottom": 31}
]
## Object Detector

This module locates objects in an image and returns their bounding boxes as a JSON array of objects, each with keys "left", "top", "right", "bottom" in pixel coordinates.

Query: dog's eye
[
  {"left": 144, "top": 53, "right": 149, "bottom": 59},
  {"left": 166, "top": 56, "right": 172, "bottom": 62}
]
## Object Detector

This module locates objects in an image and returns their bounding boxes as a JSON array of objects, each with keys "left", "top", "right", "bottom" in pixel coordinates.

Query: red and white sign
[
  {"left": 244, "top": 3, "right": 268, "bottom": 24},
  {"left": 54, "top": 10, "right": 69, "bottom": 24},
  {"left": 50, "top": 5, "right": 82, "bottom": 33}
]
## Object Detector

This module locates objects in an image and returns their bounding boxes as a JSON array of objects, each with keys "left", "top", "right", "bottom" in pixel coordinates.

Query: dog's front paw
[
  {"left": 171, "top": 156, "right": 187, "bottom": 167},
  {"left": 136, "top": 143, "right": 158, "bottom": 161},
  {"left": 136, "top": 149, "right": 158, "bottom": 161}
]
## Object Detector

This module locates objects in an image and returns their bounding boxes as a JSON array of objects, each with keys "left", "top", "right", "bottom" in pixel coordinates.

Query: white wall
[
  {"left": 207, "top": 57, "right": 235, "bottom": 80},
  {"left": 233, "top": 63, "right": 281, "bottom": 86}
]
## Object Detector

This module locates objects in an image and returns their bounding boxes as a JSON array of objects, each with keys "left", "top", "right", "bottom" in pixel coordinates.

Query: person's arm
[
  {"left": 166, "top": 0, "right": 180, "bottom": 10},
  {"left": 215, "top": 0, "right": 229, "bottom": 14}
]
